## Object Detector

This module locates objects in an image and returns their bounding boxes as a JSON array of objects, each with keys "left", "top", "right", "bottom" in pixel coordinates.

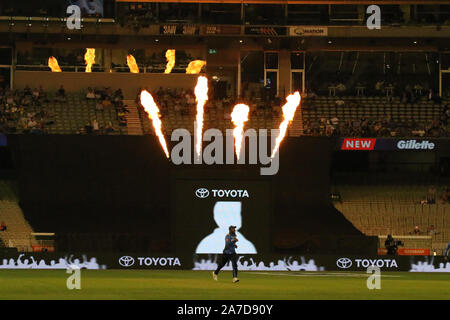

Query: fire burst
[
  {"left": 186, "top": 60, "right": 206, "bottom": 74},
  {"left": 127, "top": 55, "right": 140, "bottom": 73},
  {"left": 165, "top": 49, "right": 176, "bottom": 74},
  {"left": 84, "top": 48, "right": 95, "bottom": 73},
  {"left": 271, "top": 92, "right": 301, "bottom": 159},
  {"left": 231, "top": 104, "right": 250, "bottom": 160},
  {"left": 140, "top": 90, "right": 169, "bottom": 158},
  {"left": 48, "top": 57, "right": 62, "bottom": 72},
  {"left": 194, "top": 76, "right": 208, "bottom": 161}
]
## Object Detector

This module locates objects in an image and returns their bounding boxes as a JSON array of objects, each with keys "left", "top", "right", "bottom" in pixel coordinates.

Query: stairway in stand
[
  {"left": 124, "top": 100, "right": 144, "bottom": 135},
  {"left": 289, "top": 108, "right": 304, "bottom": 137}
]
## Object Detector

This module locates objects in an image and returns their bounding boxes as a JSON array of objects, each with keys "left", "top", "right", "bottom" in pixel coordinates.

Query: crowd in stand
[
  {"left": 0, "top": 85, "right": 127, "bottom": 135},
  {"left": 79, "top": 86, "right": 127, "bottom": 135},
  {"left": 302, "top": 114, "right": 449, "bottom": 138},
  {"left": 1, "top": 83, "right": 450, "bottom": 137},
  {"left": 136, "top": 87, "right": 282, "bottom": 126},
  {"left": 0, "top": 86, "right": 55, "bottom": 134},
  {"left": 301, "top": 86, "right": 450, "bottom": 137},
  {"left": 420, "top": 185, "right": 450, "bottom": 205}
]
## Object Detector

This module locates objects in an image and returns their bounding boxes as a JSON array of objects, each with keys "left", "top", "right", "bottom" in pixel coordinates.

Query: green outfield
[{"left": 0, "top": 270, "right": 449, "bottom": 300}]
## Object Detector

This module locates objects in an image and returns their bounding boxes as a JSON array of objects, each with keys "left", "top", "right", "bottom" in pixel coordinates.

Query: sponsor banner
[
  {"left": 338, "top": 138, "right": 449, "bottom": 151},
  {"left": 0, "top": 252, "right": 448, "bottom": 272},
  {"left": 193, "top": 254, "right": 450, "bottom": 272},
  {"left": 341, "top": 138, "right": 376, "bottom": 150},
  {"left": 117, "top": 255, "right": 183, "bottom": 269},
  {"left": 0, "top": 252, "right": 185, "bottom": 270},
  {"left": 203, "top": 25, "right": 241, "bottom": 35},
  {"left": 289, "top": 26, "right": 328, "bottom": 37},
  {"left": 245, "top": 27, "right": 286, "bottom": 36},
  {"left": 378, "top": 248, "right": 431, "bottom": 256},
  {"left": 160, "top": 25, "right": 199, "bottom": 35},
  {"left": 0, "top": 135, "right": 6, "bottom": 146},
  {"left": 195, "top": 187, "right": 250, "bottom": 199}
]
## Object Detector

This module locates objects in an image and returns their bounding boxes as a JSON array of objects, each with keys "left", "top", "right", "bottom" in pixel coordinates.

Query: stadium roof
[{"left": 115, "top": 0, "right": 450, "bottom": 4}]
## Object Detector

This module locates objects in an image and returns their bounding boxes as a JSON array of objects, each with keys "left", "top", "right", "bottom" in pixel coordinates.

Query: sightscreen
[{"left": 173, "top": 179, "right": 272, "bottom": 255}]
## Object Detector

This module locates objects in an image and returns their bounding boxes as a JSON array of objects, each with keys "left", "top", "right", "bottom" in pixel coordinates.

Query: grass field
[{"left": 0, "top": 270, "right": 449, "bottom": 300}]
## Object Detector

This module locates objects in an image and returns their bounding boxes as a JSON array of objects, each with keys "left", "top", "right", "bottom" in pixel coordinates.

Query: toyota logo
[
  {"left": 195, "top": 188, "right": 209, "bottom": 198},
  {"left": 119, "top": 256, "right": 135, "bottom": 267},
  {"left": 336, "top": 258, "right": 352, "bottom": 269}
]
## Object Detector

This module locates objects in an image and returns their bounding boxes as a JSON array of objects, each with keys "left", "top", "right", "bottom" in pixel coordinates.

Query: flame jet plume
[
  {"left": 165, "top": 49, "right": 176, "bottom": 74},
  {"left": 270, "top": 92, "right": 301, "bottom": 159},
  {"left": 84, "top": 48, "right": 95, "bottom": 73},
  {"left": 194, "top": 76, "right": 209, "bottom": 161},
  {"left": 127, "top": 54, "right": 140, "bottom": 73},
  {"left": 186, "top": 60, "right": 206, "bottom": 74},
  {"left": 231, "top": 104, "right": 250, "bottom": 160},
  {"left": 140, "top": 90, "right": 170, "bottom": 158},
  {"left": 48, "top": 57, "right": 62, "bottom": 72}
]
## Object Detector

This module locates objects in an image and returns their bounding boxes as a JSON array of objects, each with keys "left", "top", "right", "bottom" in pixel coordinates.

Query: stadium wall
[{"left": 6, "top": 135, "right": 376, "bottom": 255}]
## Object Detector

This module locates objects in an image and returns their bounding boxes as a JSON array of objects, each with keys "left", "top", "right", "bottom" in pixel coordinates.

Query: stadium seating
[
  {"left": 302, "top": 95, "right": 450, "bottom": 137},
  {"left": 333, "top": 184, "right": 450, "bottom": 254},
  {"left": 0, "top": 180, "right": 35, "bottom": 252}
]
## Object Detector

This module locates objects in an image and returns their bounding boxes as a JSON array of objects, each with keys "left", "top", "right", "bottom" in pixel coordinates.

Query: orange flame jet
[
  {"left": 165, "top": 49, "right": 176, "bottom": 74},
  {"left": 271, "top": 92, "right": 301, "bottom": 159},
  {"left": 48, "top": 57, "right": 62, "bottom": 72},
  {"left": 127, "top": 55, "right": 140, "bottom": 73},
  {"left": 186, "top": 60, "right": 206, "bottom": 74},
  {"left": 231, "top": 104, "right": 250, "bottom": 160},
  {"left": 194, "top": 76, "right": 209, "bottom": 161},
  {"left": 84, "top": 48, "right": 95, "bottom": 73},
  {"left": 140, "top": 90, "right": 170, "bottom": 158}
]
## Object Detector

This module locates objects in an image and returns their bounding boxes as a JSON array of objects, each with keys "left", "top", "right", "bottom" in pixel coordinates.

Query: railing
[
  {"left": 15, "top": 64, "right": 190, "bottom": 73},
  {"left": 0, "top": 16, "right": 115, "bottom": 23}
]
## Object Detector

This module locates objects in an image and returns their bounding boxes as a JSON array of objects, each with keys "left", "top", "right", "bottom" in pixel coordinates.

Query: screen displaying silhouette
[
  {"left": 67, "top": 0, "right": 104, "bottom": 17},
  {"left": 196, "top": 201, "right": 257, "bottom": 254},
  {"left": 173, "top": 179, "right": 271, "bottom": 255}
]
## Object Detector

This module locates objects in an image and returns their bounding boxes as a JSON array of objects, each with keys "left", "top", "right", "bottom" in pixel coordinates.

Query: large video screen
[
  {"left": 173, "top": 179, "right": 272, "bottom": 255},
  {"left": 67, "top": 0, "right": 104, "bottom": 17}
]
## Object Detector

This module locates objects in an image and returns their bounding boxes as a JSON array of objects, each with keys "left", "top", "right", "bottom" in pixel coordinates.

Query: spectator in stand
[
  {"left": 442, "top": 186, "right": 449, "bottom": 204},
  {"left": 411, "top": 226, "right": 421, "bottom": 235},
  {"left": 105, "top": 121, "right": 115, "bottom": 134},
  {"left": 32, "top": 88, "right": 40, "bottom": 105},
  {"left": 102, "top": 97, "right": 112, "bottom": 108},
  {"left": 427, "top": 89, "right": 441, "bottom": 104},
  {"left": 39, "top": 85, "right": 48, "bottom": 102},
  {"left": 55, "top": 85, "right": 67, "bottom": 102},
  {"left": 92, "top": 119, "right": 99, "bottom": 134},
  {"left": 86, "top": 87, "right": 96, "bottom": 100},
  {"left": 443, "top": 105, "right": 450, "bottom": 126},
  {"left": 427, "top": 185, "right": 437, "bottom": 204},
  {"left": 445, "top": 243, "right": 450, "bottom": 260},
  {"left": 427, "top": 225, "right": 439, "bottom": 237},
  {"left": 84, "top": 122, "right": 93, "bottom": 134},
  {"left": 335, "top": 99, "right": 345, "bottom": 107},
  {"left": 96, "top": 101, "right": 104, "bottom": 112},
  {"left": 0, "top": 221, "right": 6, "bottom": 231}
]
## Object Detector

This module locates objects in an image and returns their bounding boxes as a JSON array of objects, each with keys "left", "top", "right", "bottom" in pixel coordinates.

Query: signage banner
[
  {"left": 377, "top": 248, "right": 431, "bottom": 256},
  {"left": 289, "top": 26, "right": 328, "bottom": 37},
  {"left": 203, "top": 25, "right": 241, "bottom": 35},
  {"left": 245, "top": 27, "right": 286, "bottom": 36},
  {"left": 0, "top": 252, "right": 448, "bottom": 272},
  {"left": 160, "top": 25, "right": 199, "bottom": 35},
  {"left": 338, "top": 138, "right": 450, "bottom": 151}
]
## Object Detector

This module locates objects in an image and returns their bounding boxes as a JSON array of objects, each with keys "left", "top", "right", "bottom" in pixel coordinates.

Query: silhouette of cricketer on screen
[{"left": 196, "top": 201, "right": 257, "bottom": 254}]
